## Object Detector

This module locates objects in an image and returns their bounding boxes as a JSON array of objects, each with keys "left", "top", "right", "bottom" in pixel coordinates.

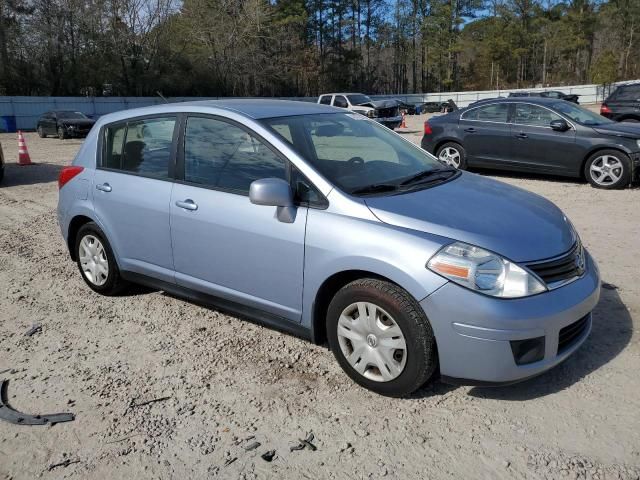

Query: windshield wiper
[
  {"left": 350, "top": 183, "right": 401, "bottom": 195},
  {"left": 399, "top": 168, "right": 456, "bottom": 186}
]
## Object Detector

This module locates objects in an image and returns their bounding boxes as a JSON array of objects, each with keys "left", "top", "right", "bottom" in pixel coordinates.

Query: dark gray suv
[
  {"left": 422, "top": 97, "right": 640, "bottom": 189},
  {"left": 600, "top": 83, "right": 640, "bottom": 123}
]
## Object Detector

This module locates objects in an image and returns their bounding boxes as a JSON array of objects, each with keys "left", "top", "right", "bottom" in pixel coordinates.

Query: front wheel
[
  {"left": 75, "top": 222, "right": 127, "bottom": 295},
  {"left": 58, "top": 127, "right": 67, "bottom": 140},
  {"left": 584, "top": 150, "right": 631, "bottom": 189},
  {"left": 327, "top": 279, "right": 438, "bottom": 397},
  {"left": 436, "top": 142, "right": 467, "bottom": 169}
]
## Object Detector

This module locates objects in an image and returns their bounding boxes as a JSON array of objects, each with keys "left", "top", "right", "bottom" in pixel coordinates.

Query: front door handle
[
  {"left": 96, "top": 183, "right": 112, "bottom": 192},
  {"left": 464, "top": 127, "right": 476, "bottom": 133},
  {"left": 515, "top": 132, "right": 528, "bottom": 139},
  {"left": 175, "top": 199, "right": 198, "bottom": 211}
]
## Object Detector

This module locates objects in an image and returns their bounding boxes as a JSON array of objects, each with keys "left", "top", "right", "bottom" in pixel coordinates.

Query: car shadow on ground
[
  {"left": 465, "top": 284, "right": 632, "bottom": 401},
  {"left": 0, "top": 162, "right": 63, "bottom": 187}
]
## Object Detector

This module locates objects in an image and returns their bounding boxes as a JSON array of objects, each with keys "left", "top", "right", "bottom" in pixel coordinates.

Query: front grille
[
  {"left": 558, "top": 314, "right": 590, "bottom": 353},
  {"left": 376, "top": 107, "right": 398, "bottom": 118},
  {"left": 526, "top": 242, "right": 585, "bottom": 286}
]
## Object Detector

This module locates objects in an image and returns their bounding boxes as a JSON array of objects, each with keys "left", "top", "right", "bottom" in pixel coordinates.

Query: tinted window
[
  {"left": 615, "top": 85, "right": 640, "bottom": 100},
  {"left": 334, "top": 96, "right": 348, "bottom": 108},
  {"left": 184, "top": 116, "right": 287, "bottom": 193},
  {"left": 553, "top": 102, "right": 612, "bottom": 126},
  {"left": 463, "top": 103, "right": 509, "bottom": 122},
  {"left": 121, "top": 117, "right": 175, "bottom": 178},
  {"left": 347, "top": 94, "right": 372, "bottom": 105},
  {"left": 58, "top": 111, "right": 88, "bottom": 119},
  {"left": 514, "top": 104, "right": 562, "bottom": 127},
  {"left": 319, "top": 95, "right": 332, "bottom": 105}
]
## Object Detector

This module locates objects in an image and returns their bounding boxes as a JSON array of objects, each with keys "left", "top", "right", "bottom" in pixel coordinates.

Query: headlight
[
  {"left": 636, "top": 139, "right": 640, "bottom": 149},
  {"left": 427, "top": 242, "right": 546, "bottom": 298}
]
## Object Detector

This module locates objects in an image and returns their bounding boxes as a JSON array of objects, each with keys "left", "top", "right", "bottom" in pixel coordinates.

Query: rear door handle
[
  {"left": 464, "top": 127, "right": 476, "bottom": 133},
  {"left": 96, "top": 183, "right": 112, "bottom": 192},
  {"left": 175, "top": 199, "right": 198, "bottom": 211},
  {"left": 515, "top": 133, "right": 528, "bottom": 139}
]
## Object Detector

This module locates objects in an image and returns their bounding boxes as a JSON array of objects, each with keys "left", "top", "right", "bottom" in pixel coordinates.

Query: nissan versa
[{"left": 57, "top": 100, "right": 600, "bottom": 397}]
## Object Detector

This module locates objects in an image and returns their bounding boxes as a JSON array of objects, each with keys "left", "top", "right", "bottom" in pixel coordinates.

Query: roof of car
[
  {"left": 466, "top": 97, "right": 562, "bottom": 106},
  {"left": 153, "top": 99, "right": 341, "bottom": 119}
]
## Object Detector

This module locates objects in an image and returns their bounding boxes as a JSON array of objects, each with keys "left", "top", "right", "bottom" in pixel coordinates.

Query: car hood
[
  {"left": 60, "top": 119, "right": 95, "bottom": 127},
  {"left": 592, "top": 122, "right": 640, "bottom": 138},
  {"left": 364, "top": 173, "right": 576, "bottom": 263},
  {"left": 357, "top": 100, "right": 399, "bottom": 109}
]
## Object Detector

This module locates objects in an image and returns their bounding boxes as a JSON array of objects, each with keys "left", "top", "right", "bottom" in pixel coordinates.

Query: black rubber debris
[
  {"left": 0, "top": 380, "right": 75, "bottom": 426},
  {"left": 48, "top": 459, "right": 80, "bottom": 471},
  {"left": 245, "top": 441, "right": 261, "bottom": 451},
  {"left": 261, "top": 450, "right": 276, "bottom": 462},
  {"left": 25, "top": 324, "right": 42, "bottom": 337},
  {"left": 223, "top": 457, "right": 237, "bottom": 467},
  {"left": 291, "top": 432, "right": 317, "bottom": 452},
  {"left": 601, "top": 282, "right": 618, "bottom": 290}
]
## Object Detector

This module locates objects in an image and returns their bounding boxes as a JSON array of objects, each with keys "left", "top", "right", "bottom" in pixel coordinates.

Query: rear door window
[
  {"left": 102, "top": 116, "right": 176, "bottom": 178},
  {"left": 319, "top": 95, "right": 332, "bottom": 105},
  {"left": 333, "top": 96, "right": 348, "bottom": 108},
  {"left": 462, "top": 103, "right": 510, "bottom": 122}
]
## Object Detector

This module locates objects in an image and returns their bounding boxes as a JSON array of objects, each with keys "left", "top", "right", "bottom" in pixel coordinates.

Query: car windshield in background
[
  {"left": 262, "top": 113, "right": 453, "bottom": 195},
  {"left": 346, "top": 94, "right": 373, "bottom": 105},
  {"left": 552, "top": 102, "right": 612, "bottom": 126},
  {"left": 58, "top": 111, "right": 88, "bottom": 119}
]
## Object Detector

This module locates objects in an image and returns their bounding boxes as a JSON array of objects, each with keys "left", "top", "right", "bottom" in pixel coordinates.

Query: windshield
[
  {"left": 261, "top": 113, "right": 450, "bottom": 195},
  {"left": 346, "top": 94, "right": 372, "bottom": 105},
  {"left": 57, "top": 111, "right": 88, "bottom": 119},
  {"left": 552, "top": 102, "right": 612, "bottom": 126}
]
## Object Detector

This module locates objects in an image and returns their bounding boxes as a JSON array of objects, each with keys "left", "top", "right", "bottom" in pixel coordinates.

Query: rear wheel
[
  {"left": 37, "top": 125, "right": 46, "bottom": 138},
  {"left": 327, "top": 279, "right": 438, "bottom": 397},
  {"left": 436, "top": 142, "right": 467, "bottom": 170},
  {"left": 58, "top": 127, "right": 67, "bottom": 140},
  {"left": 584, "top": 150, "right": 631, "bottom": 189},
  {"left": 75, "top": 222, "right": 127, "bottom": 295}
]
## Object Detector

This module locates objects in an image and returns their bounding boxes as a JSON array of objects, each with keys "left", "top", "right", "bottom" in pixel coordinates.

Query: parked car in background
[
  {"left": 420, "top": 100, "right": 458, "bottom": 113},
  {"left": 317, "top": 93, "right": 402, "bottom": 129},
  {"left": 0, "top": 140, "right": 4, "bottom": 183},
  {"left": 509, "top": 90, "right": 580, "bottom": 104},
  {"left": 421, "top": 97, "right": 640, "bottom": 189},
  {"left": 600, "top": 83, "right": 640, "bottom": 123},
  {"left": 37, "top": 111, "right": 96, "bottom": 139},
  {"left": 58, "top": 99, "right": 600, "bottom": 396}
]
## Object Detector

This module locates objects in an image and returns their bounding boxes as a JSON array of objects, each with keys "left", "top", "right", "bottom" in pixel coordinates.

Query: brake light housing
[
  {"left": 424, "top": 122, "right": 433, "bottom": 135},
  {"left": 58, "top": 166, "right": 84, "bottom": 189}
]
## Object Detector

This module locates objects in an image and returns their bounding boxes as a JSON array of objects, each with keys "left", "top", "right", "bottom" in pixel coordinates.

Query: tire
[
  {"left": 326, "top": 278, "right": 438, "bottom": 397},
  {"left": 58, "top": 126, "right": 67, "bottom": 140},
  {"left": 75, "top": 222, "right": 127, "bottom": 295},
  {"left": 37, "top": 125, "right": 46, "bottom": 138},
  {"left": 584, "top": 149, "right": 631, "bottom": 189},
  {"left": 436, "top": 142, "right": 467, "bottom": 169}
]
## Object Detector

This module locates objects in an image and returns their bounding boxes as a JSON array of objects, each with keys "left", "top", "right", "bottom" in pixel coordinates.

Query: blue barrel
[{"left": 0, "top": 116, "right": 17, "bottom": 133}]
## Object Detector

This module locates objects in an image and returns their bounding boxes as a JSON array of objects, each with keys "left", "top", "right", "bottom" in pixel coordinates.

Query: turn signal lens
[
  {"left": 600, "top": 104, "right": 611, "bottom": 115},
  {"left": 427, "top": 242, "right": 547, "bottom": 298},
  {"left": 58, "top": 166, "right": 84, "bottom": 189}
]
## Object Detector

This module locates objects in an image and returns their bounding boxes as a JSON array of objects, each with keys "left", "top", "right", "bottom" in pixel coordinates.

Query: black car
[
  {"left": 509, "top": 90, "right": 580, "bottom": 104},
  {"left": 600, "top": 83, "right": 640, "bottom": 122},
  {"left": 36, "top": 111, "right": 96, "bottom": 139},
  {"left": 421, "top": 97, "right": 640, "bottom": 189}
]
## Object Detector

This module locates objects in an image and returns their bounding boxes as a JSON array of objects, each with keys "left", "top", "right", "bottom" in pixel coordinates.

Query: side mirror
[
  {"left": 550, "top": 119, "right": 570, "bottom": 132},
  {"left": 249, "top": 178, "right": 296, "bottom": 223}
]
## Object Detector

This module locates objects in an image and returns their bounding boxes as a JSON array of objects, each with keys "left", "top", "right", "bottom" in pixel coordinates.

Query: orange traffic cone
[
  {"left": 400, "top": 112, "right": 407, "bottom": 129},
  {"left": 18, "top": 131, "right": 33, "bottom": 166}
]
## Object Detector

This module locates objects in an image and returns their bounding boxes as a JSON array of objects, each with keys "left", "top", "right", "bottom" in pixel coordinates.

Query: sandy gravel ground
[{"left": 0, "top": 116, "right": 639, "bottom": 480}]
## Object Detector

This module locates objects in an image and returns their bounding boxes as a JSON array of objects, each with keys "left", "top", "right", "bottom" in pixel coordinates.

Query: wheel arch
[
  {"left": 432, "top": 138, "right": 463, "bottom": 156},
  {"left": 67, "top": 215, "right": 95, "bottom": 261},
  {"left": 311, "top": 270, "right": 412, "bottom": 345}
]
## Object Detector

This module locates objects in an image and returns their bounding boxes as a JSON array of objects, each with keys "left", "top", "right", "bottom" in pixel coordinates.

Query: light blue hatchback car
[{"left": 57, "top": 100, "right": 601, "bottom": 396}]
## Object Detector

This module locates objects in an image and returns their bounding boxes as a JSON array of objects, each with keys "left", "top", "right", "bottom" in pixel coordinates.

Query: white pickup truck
[{"left": 317, "top": 93, "right": 403, "bottom": 129}]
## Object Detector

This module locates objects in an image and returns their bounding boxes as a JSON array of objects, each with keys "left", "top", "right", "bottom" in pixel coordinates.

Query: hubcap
[
  {"left": 438, "top": 147, "right": 461, "bottom": 168},
  {"left": 590, "top": 155, "right": 623, "bottom": 186},
  {"left": 337, "top": 302, "right": 407, "bottom": 382},
  {"left": 79, "top": 235, "right": 109, "bottom": 286}
]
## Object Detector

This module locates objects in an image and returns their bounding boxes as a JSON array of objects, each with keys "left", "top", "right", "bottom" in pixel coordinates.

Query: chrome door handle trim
[
  {"left": 175, "top": 199, "right": 198, "bottom": 211},
  {"left": 96, "top": 183, "right": 112, "bottom": 192}
]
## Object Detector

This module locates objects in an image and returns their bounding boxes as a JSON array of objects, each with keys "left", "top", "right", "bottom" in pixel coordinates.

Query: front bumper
[{"left": 420, "top": 252, "right": 600, "bottom": 384}]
